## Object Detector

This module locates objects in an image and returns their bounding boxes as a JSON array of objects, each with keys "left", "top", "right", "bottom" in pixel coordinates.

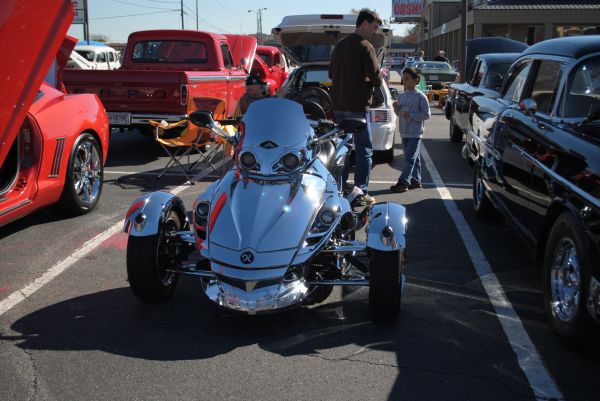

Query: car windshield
[
  {"left": 483, "top": 63, "right": 511, "bottom": 89},
  {"left": 561, "top": 55, "right": 600, "bottom": 119},
  {"left": 75, "top": 50, "right": 95, "bottom": 62},
  {"left": 415, "top": 62, "right": 452, "bottom": 70},
  {"left": 131, "top": 40, "right": 208, "bottom": 64}
]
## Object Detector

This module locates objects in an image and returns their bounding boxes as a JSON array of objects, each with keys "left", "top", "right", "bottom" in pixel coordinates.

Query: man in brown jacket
[{"left": 329, "top": 8, "right": 382, "bottom": 206}]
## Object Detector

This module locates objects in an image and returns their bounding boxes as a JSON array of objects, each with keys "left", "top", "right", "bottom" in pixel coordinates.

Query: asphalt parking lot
[{"left": 1, "top": 80, "right": 599, "bottom": 400}]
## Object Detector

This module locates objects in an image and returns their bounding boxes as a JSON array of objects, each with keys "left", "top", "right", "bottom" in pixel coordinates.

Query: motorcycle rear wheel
[
  {"left": 126, "top": 210, "right": 181, "bottom": 302},
  {"left": 369, "top": 249, "right": 403, "bottom": 320}
]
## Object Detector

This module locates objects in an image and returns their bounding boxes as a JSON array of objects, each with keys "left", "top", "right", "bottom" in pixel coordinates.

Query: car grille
[{"left": 370, "top": 109, "right": 391, "bottom": 123}]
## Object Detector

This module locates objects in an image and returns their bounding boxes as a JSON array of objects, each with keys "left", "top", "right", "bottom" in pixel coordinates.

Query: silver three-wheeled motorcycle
[{"left": 124, "top": 98, "right": 407, "bottom": 319}]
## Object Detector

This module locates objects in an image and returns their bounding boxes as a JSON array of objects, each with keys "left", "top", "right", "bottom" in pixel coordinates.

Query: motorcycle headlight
[
  {"left": 318, "top": 209, "right": 336, "bottom": 226},
  {"left": 281, "top": 152, "right": 301, "bottom": 172},
  {"left": 239, "top": 151, "right": 258, "bottom": 170},
  {"left": 195, "top": 201, "right": 209, "bottom": 219}
]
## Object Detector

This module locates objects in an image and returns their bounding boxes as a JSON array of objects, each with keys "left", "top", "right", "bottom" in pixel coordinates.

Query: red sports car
[{"left": 0, "top": 0, "right": 109, "bottom": 228}]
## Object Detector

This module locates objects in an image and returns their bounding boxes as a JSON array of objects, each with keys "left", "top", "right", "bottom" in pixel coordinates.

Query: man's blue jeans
[
  {"left": 335, "top": 111, "right": 373, "bottom": 194},
  {"left": 398, "top": 137, "right": 421, "bottom": 185}
]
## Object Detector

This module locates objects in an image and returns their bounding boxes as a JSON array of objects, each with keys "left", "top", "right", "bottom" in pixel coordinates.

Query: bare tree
[{"left": 91, "top": 34, "right": 110, "bottom": 43}]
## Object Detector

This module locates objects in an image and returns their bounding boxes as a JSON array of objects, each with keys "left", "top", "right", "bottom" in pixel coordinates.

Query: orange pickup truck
[{"left": 63, "top": 30, "right": 256, "bottom": 135}]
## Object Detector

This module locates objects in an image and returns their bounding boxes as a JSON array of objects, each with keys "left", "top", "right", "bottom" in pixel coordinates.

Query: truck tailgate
[{"left": 63, "top": 69, "right": 187, "bottom": 115}]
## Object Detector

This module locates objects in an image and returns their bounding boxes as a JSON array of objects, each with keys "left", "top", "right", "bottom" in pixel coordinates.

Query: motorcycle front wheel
[{"left": 126, "top": 210, "right": 181, "bottom": 302}]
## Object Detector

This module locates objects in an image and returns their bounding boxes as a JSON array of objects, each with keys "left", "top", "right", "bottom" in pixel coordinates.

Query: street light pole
[
  {"left": 460, "top": 0, "right": 467, "bottom": 82},
  {"left": 248, "top": 8, "right": 267, "bottom": 45},
  {"left": 196, "top": 0, "right": 198, "bottom": 30}
]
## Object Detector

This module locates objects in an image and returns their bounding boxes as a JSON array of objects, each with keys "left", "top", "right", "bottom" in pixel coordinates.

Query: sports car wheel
[
  {"left": 60, "top": 133, "right": 103, "bottom": 215},
  {"left": 543, "top": 212, "right": 592, "bottom": 342},
  {"left": 449, "top": 119, "right": 462, "bottom": 143},
  {"left": 472, "top": 164, "right": 495, "bottom": 220},
  {"left": 127, "top": 210, "right": 181, "bottom": 302},
  {"left": 369, "top": 249, "right": 403, "bottom": 320}
]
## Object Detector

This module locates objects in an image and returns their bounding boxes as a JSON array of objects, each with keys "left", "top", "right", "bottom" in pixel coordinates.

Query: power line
[
  {"left": 90, "top": 10, "right": 179, "bottom": 20},
  {"left": 108, "top": 0, "right": 175, "bottom": 10},
  {"left": 181, "top": 4, "right": 232, "bottom": 33}
]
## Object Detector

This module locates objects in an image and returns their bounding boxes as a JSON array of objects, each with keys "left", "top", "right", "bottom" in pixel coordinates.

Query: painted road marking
[
  {"left": 420, "top": 144, "right": 563, "bottom": 401},
  {"left": 0, "top": 158, "right": 229, "bottom": 318}
]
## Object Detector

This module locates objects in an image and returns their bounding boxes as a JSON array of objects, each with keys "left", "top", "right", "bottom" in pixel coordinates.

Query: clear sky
[{"left": 67, "top": 0, "right": 412, "bottom": 43}]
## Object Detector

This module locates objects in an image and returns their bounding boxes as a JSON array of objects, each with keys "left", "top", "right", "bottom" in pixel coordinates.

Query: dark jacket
[
  {"left": 328, "top": 33, "right": 382, "bottom": 113},
  {"left": 433, "top": 55, "right": 449, "bottom": 62}
]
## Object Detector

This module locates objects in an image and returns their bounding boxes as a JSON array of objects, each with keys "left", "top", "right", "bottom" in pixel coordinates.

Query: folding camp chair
[{"left": 149, "top": 119, "right": 225, "bottom": 183}]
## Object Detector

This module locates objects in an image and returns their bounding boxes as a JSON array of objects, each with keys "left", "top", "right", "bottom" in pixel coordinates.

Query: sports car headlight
[
  {"left": 281, "top": 152, "right": 301, "bottom": 171},
  {"left": 239, "top": 151, "right": 258, "bottom": 170}
]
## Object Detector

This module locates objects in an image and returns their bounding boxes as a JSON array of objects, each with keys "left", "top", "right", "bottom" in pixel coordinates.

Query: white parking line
[
  {"left": 420, "top": 144, "right": 563, "bottom": 400},
  {"left": 0, "top": 159, "right": 228, "bottom": 318}
]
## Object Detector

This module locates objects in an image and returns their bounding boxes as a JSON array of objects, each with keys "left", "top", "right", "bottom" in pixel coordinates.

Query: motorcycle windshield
[
  {"left": 210, "top": 173, "right": 326, "bottom": 254},
  {"left": 241, "top": 98, "right": 313, "bottom": 150}
]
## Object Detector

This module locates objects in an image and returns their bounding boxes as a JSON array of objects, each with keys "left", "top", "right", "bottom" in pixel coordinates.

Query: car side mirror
[
  {"left": 389, "top": 87, "right": 399, "bottom": 100},
  {"left": 189, "top": 111, "right": 215, "bottom": 128},
  {"left": 519, "top": 98, "right": 538, "bottom": 116}
]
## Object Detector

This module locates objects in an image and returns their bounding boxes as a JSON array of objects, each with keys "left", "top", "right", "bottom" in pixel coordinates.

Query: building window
[{"left": 554, "top": 25, "right": 600, "bottom": 38}]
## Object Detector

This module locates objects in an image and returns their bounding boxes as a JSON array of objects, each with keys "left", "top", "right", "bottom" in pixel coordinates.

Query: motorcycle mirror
[
  {"left": 189, "top": 111, "right": 215, "bottom": 128},
  {"left": 338, "top": 117, "right": 366, "bottom": 133}
]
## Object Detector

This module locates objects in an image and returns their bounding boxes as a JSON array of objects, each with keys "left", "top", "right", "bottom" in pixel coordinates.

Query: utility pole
[
  {"left": 180, "top": 0, "right": 184, "bottom": 29},
  {"left": 248, "top": 8, "right": 267, "bottom": 44},
  {"left": 195, "top": 0, "right": 198, "bottom": 30},
  {"left": 83, "top": 0, "right": 90, "bottom": 43},
  {"left": 460, "top": 0, "right": 467, "bottom": 82}
]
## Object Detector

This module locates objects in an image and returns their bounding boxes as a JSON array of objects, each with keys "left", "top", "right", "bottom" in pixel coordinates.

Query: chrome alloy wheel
[
  {"left": 72, "top": 140, "right": 102, "bottom": 207},
  {"left": 474, "top": 172, "right": 486, "bottom": 206},
  {"left": 550, "top": 237, "right": 581, "bottom": 322}
]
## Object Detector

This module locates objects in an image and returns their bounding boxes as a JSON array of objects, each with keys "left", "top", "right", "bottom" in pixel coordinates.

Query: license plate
[
  {"left": 107, "top": 112, "right": 131, "bottom": 125},
  {"left": 429, "top": 75, "right": 438, "bottom": 81}
]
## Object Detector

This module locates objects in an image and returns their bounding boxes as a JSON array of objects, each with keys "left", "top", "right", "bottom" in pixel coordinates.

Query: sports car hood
[
  {"left": 209, "top": 173, "right": 327, "bottom": 255},
  {"left": 225, "top": 34, "right": 257, "bottom": 70},
  {"left": 0, "top": 0, "right": 73, "bottom": 165},
  {"left": 272, "top": 14, "right": 391, "bottom": 66}
]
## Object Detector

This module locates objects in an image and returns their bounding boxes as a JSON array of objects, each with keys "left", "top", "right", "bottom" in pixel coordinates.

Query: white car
[
  {"left": 74, "top": 44, "right": 121, "bottom": 70},
  {"left": 273, "top": 14, "right": 397, "bottom": 162}
]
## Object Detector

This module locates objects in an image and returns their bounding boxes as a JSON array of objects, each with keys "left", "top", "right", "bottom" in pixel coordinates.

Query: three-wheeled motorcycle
[{"left": 124, "top": 98, "right": 407, "bottom": 319}]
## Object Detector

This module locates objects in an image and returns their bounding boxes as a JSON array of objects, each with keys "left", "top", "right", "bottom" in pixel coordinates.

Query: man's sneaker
[
  {"left": 389, "top": 181, "right": 409, "bottom": 193},
  {"left": 354, "top": 194, "right": 376, "bottom": 206},
  {"left": 408, "top": 180, "right": 422, "bottom": 189},
  {"left": 346, "top": 186, "right": 364, "bottom": 204}
]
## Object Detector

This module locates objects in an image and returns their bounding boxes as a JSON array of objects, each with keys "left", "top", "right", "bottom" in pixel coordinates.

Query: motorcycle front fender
[
  {"left": 123, "top": 191, "right": 189, "bottom": 237},
  {"left": 366, "top": 202, "right": 407, "bottom": 251}
]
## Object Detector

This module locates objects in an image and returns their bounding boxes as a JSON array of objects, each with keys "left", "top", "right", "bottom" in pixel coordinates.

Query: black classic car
[
  {"left": 470, "top": 36, "right": 600, "bottom": 342},
  {"left": 446, "top": 37, "right": 528, "bottom": 146}
]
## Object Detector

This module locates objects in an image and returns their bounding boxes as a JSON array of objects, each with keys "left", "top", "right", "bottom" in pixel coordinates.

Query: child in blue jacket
[{"left": 390, "top": 67, "right": 431, "bottom": 193}]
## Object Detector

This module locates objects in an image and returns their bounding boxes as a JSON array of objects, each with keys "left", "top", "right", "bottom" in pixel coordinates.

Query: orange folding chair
[{"left": 150, "top": 120, "right": 224, "bottom": 183}]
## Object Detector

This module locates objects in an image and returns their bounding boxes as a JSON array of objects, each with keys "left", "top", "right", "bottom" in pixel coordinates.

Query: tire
[
  {"left": 126, "top": 210, "right": 181, "bottom": 302},
  {"left": 449, "top": 119, "right": 463, "bottom": 143},
  {"left": 59, "top": 133, "right": 103, "bottom": 215},
  {"left": 305, "top": 285, "right": 334, "bottom": 305},
  {"left": 369, "top": 249, "right": 403, "bottom": 320},
  {"left": 543, "top": 212, "right": 593, "bottom": 342},
  {"left": 472, "top": 164, "right": 496, "bottom": 220}
]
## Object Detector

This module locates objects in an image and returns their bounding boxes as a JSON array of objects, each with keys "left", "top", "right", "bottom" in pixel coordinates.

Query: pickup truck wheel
[
  {"left": 472, "top": 164, "right": 496, "bottom": 220},
  {"left": 127, "top": 210, "right": 181, "bottom": 302},
  {"left": 449, "top": 119, "right": 462, "bottom": 143},
  {"left": 369, "top": 249, "right": 403, "bottom": 320},
  {"left": 543, "top": 212, "right": 593, "bottom": 343},
  {"left": 59, "top": 133, "right": 103, "bottom": 215}
]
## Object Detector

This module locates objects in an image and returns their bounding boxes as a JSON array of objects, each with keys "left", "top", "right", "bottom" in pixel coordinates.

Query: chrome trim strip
[
  {"left": 188, "top": 76, "right": 229, "bottom": 82},
  {"left": 466, "top": 128, "right": 500, "bottom": 160},
  {"left": 0, "top": 200, "right": 31, "bottom": 216},
  {"left": 305, "top": 279, "right": 369, "bottom": 286},
  {"left": 130, "top": 114, "right": 187, "bottom": 124},
  {"left": 512, "top": 143, "right": 600, "bottom": 210}
]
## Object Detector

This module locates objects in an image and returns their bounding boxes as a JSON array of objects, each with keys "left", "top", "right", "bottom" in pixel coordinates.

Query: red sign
[{"left": 392, "top": 0, "right": 423, "bottom": 22}]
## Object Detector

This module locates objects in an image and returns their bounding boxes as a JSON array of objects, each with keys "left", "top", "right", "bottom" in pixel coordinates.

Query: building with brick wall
[{"left": 421, "top": 0, "right": 600, "bottom": 65}]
